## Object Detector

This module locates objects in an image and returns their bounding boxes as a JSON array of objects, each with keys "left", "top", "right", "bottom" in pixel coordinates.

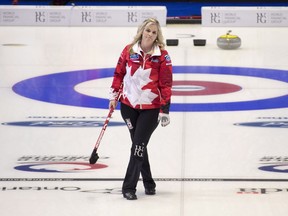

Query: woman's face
[{"left": 142, "top": 23, "right": 158, "bottom": 47}]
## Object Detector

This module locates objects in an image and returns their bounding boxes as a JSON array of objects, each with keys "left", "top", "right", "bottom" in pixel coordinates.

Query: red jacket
[{"left": 110, "top": 43, "right": 173, "bottom": 113}]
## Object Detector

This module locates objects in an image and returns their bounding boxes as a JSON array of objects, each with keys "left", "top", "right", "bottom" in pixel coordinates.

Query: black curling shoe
[
  {"left": 145, "top": 188, "right": 156, "bottom": 195},
  {"left": 123, "top": 192, "right": 137, "bottom": 200}
]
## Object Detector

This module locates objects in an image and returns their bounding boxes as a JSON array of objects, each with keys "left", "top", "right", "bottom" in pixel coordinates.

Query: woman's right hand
[{"left": 109, "top": 100, "right": 117, "bottom": 109}]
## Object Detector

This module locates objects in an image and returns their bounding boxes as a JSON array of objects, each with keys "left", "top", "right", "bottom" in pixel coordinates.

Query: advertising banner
[
  {"left": 0, "top": 5, "right": 167, "bottom": 26},
  {"left": 202, "top": 7, "right": 288, "bottom": 27}
]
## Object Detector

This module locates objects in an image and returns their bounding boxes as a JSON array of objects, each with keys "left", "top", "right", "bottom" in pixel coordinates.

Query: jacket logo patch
[
  {"left": 165, "top": 54, "right": 171, "bottom": 62},
  {"left": 130, "top": 53, "right": 139, "bottom": 60},
  {"left": 151, "top": 58, "right": 159, "bottom": 63}
]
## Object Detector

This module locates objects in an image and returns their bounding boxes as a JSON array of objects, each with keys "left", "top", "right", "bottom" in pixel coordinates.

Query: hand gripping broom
[{"left": 89, "top": 88, "right": 122, "bottom": 164}]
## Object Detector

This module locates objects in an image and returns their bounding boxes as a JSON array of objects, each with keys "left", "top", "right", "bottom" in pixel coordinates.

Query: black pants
[{"left": 121, "top": 103, "right": 160, "bottom": 193}]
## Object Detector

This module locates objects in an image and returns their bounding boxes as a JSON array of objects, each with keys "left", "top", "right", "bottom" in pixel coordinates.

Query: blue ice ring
[{"left": 12, "top": 66, "right": 288, "bottom": 112}]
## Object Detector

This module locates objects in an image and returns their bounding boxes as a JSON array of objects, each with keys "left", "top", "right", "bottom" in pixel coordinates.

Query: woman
[{"left": 109, "top": 18, "right": 173, "bottom": 200}]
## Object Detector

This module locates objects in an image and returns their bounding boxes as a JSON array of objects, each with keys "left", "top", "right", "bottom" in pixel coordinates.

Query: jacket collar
[{"left": 132, "top": 43, "right": 161, "bottom": 57}]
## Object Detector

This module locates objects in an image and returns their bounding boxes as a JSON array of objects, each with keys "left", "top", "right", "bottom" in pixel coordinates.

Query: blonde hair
[{"left": 129, "top": 18, "right": 165, "bottom": 53}]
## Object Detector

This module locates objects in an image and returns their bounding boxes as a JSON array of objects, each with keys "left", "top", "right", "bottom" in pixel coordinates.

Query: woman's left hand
[{"left": 158, "top": 113, "right": 170, "bottom": 127}]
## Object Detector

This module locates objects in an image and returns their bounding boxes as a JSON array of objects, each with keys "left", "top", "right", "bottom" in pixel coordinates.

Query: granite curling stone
[{"left": 217, "top": 30, "right": 241, "bottom": 50}]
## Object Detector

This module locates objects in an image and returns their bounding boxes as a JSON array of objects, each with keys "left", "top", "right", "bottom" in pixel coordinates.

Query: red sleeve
[
  {"left": 110, "top": 45, "right": 129, "bottom": 92},
  {"left": 158, "top": 50, "right": 173, "bottom": 113}
]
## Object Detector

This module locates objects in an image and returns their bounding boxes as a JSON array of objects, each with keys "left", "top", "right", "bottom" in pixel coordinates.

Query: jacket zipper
[{"left": 139, "top": 53, "right": 149, "bottom": 109}]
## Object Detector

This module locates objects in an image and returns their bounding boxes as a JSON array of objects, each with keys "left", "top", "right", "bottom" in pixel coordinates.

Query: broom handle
[
  {"left": 94, "top": 107, "right": 114, "bottom": 149},
  {"left": 94, "top": 85, "right": 122, "bottom": 149}
]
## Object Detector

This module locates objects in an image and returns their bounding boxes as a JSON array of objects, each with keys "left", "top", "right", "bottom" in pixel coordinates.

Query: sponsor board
[
  {"left": 0, "top": 5, "right": 166, "bottom": 27},
  {"left": 202, "top": 7, "right": 288, "bottom": 27}
]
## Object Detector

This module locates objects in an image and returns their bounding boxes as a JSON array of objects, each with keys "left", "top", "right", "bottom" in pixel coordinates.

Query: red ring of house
[{"left": 172, "top": 80, "right": 242, "bottom": 96}]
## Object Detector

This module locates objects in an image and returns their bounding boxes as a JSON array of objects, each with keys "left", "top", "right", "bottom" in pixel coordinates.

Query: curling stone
[{"left": 217, "top": 30, "right": 241, "bottom": 50}]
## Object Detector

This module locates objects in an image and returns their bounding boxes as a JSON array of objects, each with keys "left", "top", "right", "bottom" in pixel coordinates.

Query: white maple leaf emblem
[{"left": 123, "top": 66, "right": 158, "bottom": 107}]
